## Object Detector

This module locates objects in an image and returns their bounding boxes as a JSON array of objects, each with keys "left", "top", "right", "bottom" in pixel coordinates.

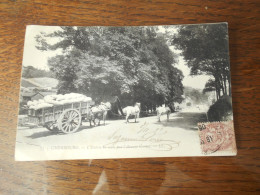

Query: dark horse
[{"left": 89, "top": 102, "right": 111, "bottom": 126}]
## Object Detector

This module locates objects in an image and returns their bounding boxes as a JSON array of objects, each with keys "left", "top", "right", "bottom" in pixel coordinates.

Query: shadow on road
[
  {"left": 27, "top": 122, "right": 113, "bottom": 139},
  {"left": 27, "top": 124, "right": 93, "bottom": 139},
  {"left": 27, "top": 130, "right": 58, "bottom": 139},
  {"left": 156, "top": 112, "right": 208, "bottom": 131}
]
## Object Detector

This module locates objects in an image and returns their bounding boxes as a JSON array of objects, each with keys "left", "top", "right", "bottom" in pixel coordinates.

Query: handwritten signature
[{"left": 104, "top": 122, "right": 180, "bottom": 151}]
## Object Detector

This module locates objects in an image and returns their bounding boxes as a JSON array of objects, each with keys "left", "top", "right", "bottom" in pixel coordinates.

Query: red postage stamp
[{"left": 198, "top": 121, "right": 237, "bottom": 155}]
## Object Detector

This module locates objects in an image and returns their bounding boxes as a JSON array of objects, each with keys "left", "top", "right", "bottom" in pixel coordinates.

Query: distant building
[
  {"left": 20, "top": 86, "right": 32, "bottom": 93},
  {"left": 19, "top": 91, "right": 56, "bottom": 115},
  {"left": 20, "top": 91, "right": 56, "bottom": 103},
  {"left": 20, "top": 92, "right": 44, "bottom": 102}
]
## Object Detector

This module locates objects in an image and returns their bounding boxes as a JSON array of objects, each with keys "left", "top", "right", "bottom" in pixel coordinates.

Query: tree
[
  {"left": 36, "top": 26, "right": 184, "bottom": 111},
  {"left": 48, "top": 50, "right": 81, "bottom": 94},
  {"left": 172, "top": 23, "right": 231, "bottom": 100},
  {"left": 203, "top": 79, "right": 216, "bottom": 94}
]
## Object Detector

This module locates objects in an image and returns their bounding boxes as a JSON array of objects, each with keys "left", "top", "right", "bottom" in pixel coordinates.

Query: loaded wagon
[{"left": 25, "top": 93, "right": 94, "bottom": 134}]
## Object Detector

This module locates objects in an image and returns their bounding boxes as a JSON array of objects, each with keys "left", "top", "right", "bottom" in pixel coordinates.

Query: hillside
[
  {"left": 183, "top": 86, "right": 209, "bottom": 104},
  {"left": 22, "top": 66, "right": 55, "bottom": 78},
  {"left": 21, "top": 77, "right": 58, "bottom": 88}
]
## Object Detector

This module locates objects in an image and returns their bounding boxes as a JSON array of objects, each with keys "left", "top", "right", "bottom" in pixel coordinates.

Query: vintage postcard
[{"left": 15, "top": 23, "right": 237, "bottom": 161}]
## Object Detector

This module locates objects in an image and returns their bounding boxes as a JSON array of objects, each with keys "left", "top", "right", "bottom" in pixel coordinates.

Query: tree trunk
[
  {"left": 219, "top": 74, "right": 225, "bottom": 96},
  {"left": 116, "top": 97, "right": 124, "bottom": 115},
  {"left": 223, "top": 75, "right": 227, "bottom": 95},
  {"left": 216, "top": 76, "right": 223, "bottom": 99},
  {"left": 222, "top": 77, "right": 226, "bottom": 95},
  {"left": 228, "top": 77, "right": 231, "bottom": 96},
  {"left": 214, "top": 81, "right": 219, "bottom": 100}
]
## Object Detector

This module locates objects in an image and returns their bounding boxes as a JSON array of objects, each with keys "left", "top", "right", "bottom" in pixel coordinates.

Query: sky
[
  {"left": 171, "top": 47, "right": 211, "bottom": 90},
  {"left": 22, "top": 25, "right": 61, "bottom": 70},
  {"left": 175, "top": 57, "right": 211, "bottom": 90},
  {"left": 22, "top": 25, "right": 211, "bottom": 90}
]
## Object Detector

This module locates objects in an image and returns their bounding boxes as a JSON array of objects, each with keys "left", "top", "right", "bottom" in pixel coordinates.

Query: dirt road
[{"left": 15, "top": 111, "right": 208, "bottom": 160}]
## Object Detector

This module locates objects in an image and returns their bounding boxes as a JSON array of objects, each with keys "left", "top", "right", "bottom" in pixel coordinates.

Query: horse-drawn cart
[{"left": 25, "top": 93, "right": 94, "bottom": 134}]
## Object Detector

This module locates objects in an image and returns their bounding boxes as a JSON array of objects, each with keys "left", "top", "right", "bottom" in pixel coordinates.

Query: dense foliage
[
  {"left": 36, "top": 26, "right": 184, "bottom": 110},
  {"left": 184, "top": 87, "right": 209, "bottom": 104},
  {"left": 22, "top": 66, "right": 55, "bottom": 78},
  {"left": 207, "top": 95, "right": 233, "bottom": 121},
  {"left": 172, "top": 23, "right": 231, "bottom": 100}
]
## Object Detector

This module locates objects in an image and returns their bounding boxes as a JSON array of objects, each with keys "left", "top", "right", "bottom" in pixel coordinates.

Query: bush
[
  {"left": 207, "top": 95, "right": 233, "bottom": 121},
  {"left": 186, "top": 102, "right": 191, "bottom": 107}
]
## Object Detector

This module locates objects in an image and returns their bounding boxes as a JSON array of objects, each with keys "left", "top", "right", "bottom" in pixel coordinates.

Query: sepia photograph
[{"left": 15, "top": 23, "right": 236, "bottom": 161}]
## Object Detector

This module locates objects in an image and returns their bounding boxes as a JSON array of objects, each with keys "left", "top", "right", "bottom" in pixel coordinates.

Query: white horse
[
  {"left": 123, "top": 103, "right": 141, "bottom": 123},
  {"left": 156, "top": 106, "right": 171, "bottom": 122}
]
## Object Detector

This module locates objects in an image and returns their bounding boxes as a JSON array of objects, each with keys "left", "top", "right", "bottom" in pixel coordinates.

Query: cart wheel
[
  {"left": 58, "top": 109, "right": 81, "bottom": 134},
  {"left": 45, "top": 121, "right": 59, "bottom": 132}
]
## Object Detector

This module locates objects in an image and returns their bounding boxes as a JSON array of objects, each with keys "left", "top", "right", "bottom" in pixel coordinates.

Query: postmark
[{"left": 198, "top": 121, "right": 237, "bottom": 155}]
